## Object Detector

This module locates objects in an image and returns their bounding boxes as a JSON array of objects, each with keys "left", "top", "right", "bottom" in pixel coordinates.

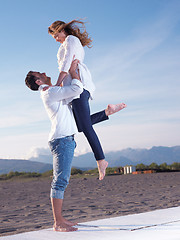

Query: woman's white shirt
[{"left": 57, "top": 35, "right": 95, "bottom": 104}]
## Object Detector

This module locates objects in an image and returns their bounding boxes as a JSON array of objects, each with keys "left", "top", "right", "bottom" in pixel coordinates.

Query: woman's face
[{"left": 52, "top": 30, "right": 67, "bottom": 43}]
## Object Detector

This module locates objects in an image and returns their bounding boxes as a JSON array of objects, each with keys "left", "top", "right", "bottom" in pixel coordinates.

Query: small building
[
  {"left": 123, "top": 165, "right": 136, "bottom": 174},
  {"left": 132, "top": 170, "right": 156, "bottom": 174}
]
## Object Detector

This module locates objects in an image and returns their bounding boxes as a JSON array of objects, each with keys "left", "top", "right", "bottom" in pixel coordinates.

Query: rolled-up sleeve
[{"left": 46, "top": 80, "right": 83, "bottom": 103}]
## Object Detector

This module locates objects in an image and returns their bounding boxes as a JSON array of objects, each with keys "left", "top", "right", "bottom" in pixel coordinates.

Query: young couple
[{"left": 25, "top": 19, "right": 126, "bottom": 232}]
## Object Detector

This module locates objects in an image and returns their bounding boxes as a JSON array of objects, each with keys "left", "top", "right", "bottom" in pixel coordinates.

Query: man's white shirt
[{"left": 39, "top": 79, "right": 83, "bottom": 141}]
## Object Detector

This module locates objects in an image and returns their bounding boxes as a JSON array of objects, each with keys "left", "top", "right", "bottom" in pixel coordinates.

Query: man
[
  {"left": 25, "top": 60, "right": 85, "bottom": 232},
  {"left": 25, "top": 60, "right": 126, "bottom": 232}
]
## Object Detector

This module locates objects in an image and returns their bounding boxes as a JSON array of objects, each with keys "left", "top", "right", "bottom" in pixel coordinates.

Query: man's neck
[{"left": 40, "top": 81, "right": 52, "bottom": 87}]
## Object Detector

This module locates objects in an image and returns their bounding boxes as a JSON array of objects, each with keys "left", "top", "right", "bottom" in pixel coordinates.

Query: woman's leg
[
  {"left": 87, "top": 103, "right": 127, "bottom": 127},
  {"left": 72, "top": 90, "right": 105, "bottom": 161},
  {"left": 72, "top": 90, "right": 108, "bottom": 180},
  {"left": 72, "top": 90, "right": 127, "bottom": 180},
  {"left": 90, "top": 110, "right": 109, "bottom": 126}
]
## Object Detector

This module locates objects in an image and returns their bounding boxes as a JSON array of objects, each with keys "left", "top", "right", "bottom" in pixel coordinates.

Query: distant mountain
[
  {"left": 0, "top": 159, "right": 52, "bottom": 174},
  {"left": 29, "top": 146, "right": 180, "bottom": 169},
  {"left": 118, "top": 146, "right": 180, "bottom": 165},
  {"left": 1, "top": 146, "right": 180, "bottom": 174},
  {"left": 72, "top": 146, "right": 180, "bottom": 169},
  {"left": 72, "top": 152, "right": 134, "bottom": 169},
  {"left": 29, "top": 152, "right": 134, "bottom": 169},
  {"left": 30, "top": 154, "right": 52, "bottom": 164}
]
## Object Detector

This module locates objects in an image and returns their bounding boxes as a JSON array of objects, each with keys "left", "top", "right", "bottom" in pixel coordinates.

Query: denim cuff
[{"left": 50, "top": 188, "right": 64, "bottom": 199}]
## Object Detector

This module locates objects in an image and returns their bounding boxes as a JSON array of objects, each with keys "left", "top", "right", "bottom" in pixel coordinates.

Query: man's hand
[
  {"left": 69, "top": 59, "right": 81, "bottom": 80},
  {"left": 43, "top": 86, "right": 50, "bottom": 91},
  {"left": 69, "top": 59, "right": 79, "bottom": 73}
]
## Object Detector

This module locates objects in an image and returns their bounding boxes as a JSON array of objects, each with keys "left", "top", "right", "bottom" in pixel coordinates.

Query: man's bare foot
[
  {"left": 61, "top": 217, "right": 78, "bottom": 226},
  {"left": 97, "top": 160, "right": 108, "bottom": 180},
  {"left": 105, "top": 103, "right": 127, "bottom": 116},
  {"left": 53, "top": 223, "right": 78, "bottom": 232}
]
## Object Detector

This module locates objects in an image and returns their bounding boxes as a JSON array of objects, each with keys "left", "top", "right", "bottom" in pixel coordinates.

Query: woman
[{"left": 48, "top": 19, "right": 126, "bottom": 180}]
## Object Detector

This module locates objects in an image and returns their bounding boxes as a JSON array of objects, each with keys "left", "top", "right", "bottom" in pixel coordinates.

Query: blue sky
[{"left": 0, "top": 0, "right": 180, "bottom": 159}]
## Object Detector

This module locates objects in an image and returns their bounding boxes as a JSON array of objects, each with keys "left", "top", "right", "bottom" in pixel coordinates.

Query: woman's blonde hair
[{"left": 48, "top": 19, "right": 92, "bottom": 48}]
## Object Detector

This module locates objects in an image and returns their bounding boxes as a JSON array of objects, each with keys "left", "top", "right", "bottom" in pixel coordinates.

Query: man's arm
[
  {"left": 45, "top": 60, "right": 83, "bottom": 102},
  {"left": 69, "top": 59, "right": 80, "bottom": 80},
  {"left": 55, "top": 59, "right": 80, "bottom": 86}
]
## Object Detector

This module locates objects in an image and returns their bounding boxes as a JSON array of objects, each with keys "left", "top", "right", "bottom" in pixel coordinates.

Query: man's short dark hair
[{"left": 25, "top": 71, "right": 39, "bottom": 91}]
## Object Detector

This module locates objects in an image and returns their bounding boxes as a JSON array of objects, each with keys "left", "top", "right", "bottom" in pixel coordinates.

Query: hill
[
  {"left": 1, "top": 146, "right": 180, "bottom": 174},
  {"left": 0, "top": 159, "right": 52, "bottom": 174},
  {"left": 71, "top": 146, "right": 180, "bottom": 169},
  {"left": 29, "top": 146, "right": 180, "bottom": 169}
]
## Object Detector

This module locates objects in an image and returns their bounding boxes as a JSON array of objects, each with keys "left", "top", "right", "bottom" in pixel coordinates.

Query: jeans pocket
[{"left": 49, "top": 139, "right": 59, "bottom": 153}]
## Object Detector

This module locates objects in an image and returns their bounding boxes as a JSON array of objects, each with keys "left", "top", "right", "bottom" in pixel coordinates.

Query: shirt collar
[{"left": 39, "top": 84, "right": 49, "bottom": 91}]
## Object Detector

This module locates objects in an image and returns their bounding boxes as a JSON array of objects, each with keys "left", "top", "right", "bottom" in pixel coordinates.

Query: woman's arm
[
  {"left": 56, "top": 71, "right": 67, "bottom": 86},
  {"left": 48, "top": 60, "right": 82, "bottom": 102}
]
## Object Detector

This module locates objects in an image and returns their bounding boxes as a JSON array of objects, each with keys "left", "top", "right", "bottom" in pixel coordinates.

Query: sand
[{"left": 0, "top": 172, "right": 180, "bottom": 236}]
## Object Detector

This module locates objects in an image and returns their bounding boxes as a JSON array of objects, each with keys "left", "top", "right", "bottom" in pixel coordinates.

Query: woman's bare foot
[
  {"left": 53, "top": 223, "right": 78, "bottom": 232},
  {"left": 105, "top": 103, "right": 127, "bottom": 116},
  {"left": 97, "top": 160, "right": 108, "bottom": 180}
]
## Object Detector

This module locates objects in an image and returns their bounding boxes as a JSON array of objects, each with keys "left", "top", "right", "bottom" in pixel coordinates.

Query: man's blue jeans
[
  {"left": 49, "top": 136, "right": 76, "bottom": 199},
  {"left": 72, "top": 89, "right": 108, "bottom": 161}
]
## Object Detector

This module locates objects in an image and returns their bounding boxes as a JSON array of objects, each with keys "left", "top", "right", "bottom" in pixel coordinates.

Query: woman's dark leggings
[{"left": 72, "top": 89, "right": 108, "bottom": 161}]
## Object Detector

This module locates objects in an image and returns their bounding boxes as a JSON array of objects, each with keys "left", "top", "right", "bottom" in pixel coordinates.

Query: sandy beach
[{"left": 0, "top": 172, "right": 180, "bottom": 236}]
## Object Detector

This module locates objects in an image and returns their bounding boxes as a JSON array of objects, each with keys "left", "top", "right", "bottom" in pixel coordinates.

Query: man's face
[{"left": 32, "top": 72, "right": 51, "bottom": 85}]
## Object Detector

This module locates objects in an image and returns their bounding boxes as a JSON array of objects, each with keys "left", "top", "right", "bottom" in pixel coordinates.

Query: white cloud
[
  {"left": 89, "top": 6, "right": 180, "bottom": 86},
  {"left": 0, "top": 112, "right": 47, "bottom": 128},
  {"left": 0, "top": 132, "right": 49, "bottom": 159},
  {"left": 1, "top": 2, "right": 180, "bottom": 159},
  {"left": 87, "top": 11, "right": 180, "bottom": 123},
  {"left": 26, "top": 147, "right": 51, "bottom": 159},
  {"left": 70, "top": 120, "right": 180, "bottom": 158},
  {"left": 0, "top": 94, "right": 48, "bottom": 128},
  {"left": 94, "top": 122, "right": 180, "bottom": 152},
  {"left": 1, "top": 119, "right": 179, "bottom": 160}
]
